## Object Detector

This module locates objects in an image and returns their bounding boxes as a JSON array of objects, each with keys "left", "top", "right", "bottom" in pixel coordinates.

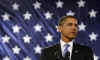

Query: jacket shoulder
[
  {"left": 75, "top": 43, "right": 93, "bottom": 52},
  {"left": 42, "top": 44, "right": 60, "bottom": 52}
]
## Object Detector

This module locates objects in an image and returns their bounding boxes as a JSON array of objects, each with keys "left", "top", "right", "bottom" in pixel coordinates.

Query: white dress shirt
[{"left": 60, "top": 39, "right": 74, "bottom": 60}]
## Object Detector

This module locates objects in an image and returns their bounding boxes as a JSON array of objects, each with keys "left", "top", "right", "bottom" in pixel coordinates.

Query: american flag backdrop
[{"left": 0, "top": 0, "right": 100, "bottom": 60}]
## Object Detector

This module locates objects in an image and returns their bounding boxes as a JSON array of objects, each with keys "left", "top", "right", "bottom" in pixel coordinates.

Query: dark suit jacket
[{"left": 40, "top": 43, "right": 94, "bottom": 60}]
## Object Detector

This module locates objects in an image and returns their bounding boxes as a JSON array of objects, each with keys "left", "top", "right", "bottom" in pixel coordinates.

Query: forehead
[{"left": 64, "top": 18, "right": 78, "bottom": 24}]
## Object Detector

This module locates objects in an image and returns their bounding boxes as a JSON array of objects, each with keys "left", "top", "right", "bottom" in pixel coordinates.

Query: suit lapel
[
  {"left": 71, "top": 43, "right": 81, "bottom": 60},
  {"left": 55, "top": 43, "right": 81, "bottom": 60},
  {"left": 54, "top": 43, "right": 83, "bottom": 60},
  {"left": 54, "top": 43, "right": 64, "bottom": 60}
]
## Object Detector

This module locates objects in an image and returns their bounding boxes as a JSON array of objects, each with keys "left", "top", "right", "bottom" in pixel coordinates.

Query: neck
[{"left": 61, "top": 34, "right": 72, "bottom": 43}]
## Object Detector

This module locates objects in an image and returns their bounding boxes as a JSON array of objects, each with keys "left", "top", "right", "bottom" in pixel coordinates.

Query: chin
[
  {"left": 69, "top": 36, "right": 76, "bottom": 40},
  {"left": 71, "top": 35, "right": 77, "bottom": 38}
]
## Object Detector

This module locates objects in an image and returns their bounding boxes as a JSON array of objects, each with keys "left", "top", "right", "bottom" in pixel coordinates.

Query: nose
[{"left": 72, "top": 25, "right": 78, "bottom": 31}]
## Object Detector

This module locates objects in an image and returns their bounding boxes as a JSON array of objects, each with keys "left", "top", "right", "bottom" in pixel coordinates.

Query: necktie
[
  {"left": 64, "top": 51, "right": 70, "bottom": 60},
  {"left": 64, "top": 44, "right": 70, "bottom": 60}
]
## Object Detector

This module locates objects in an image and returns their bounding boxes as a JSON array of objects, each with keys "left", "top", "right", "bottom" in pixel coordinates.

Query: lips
[{"left": 71, "top": 32, "right": 77, "bottom": 34}]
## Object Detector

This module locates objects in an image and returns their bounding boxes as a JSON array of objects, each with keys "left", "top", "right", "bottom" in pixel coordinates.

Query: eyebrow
[{"left": 67, "top": 22, "right": 78, "bottom": 26}]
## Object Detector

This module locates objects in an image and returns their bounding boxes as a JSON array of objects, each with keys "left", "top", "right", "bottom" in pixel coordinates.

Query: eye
[
  {"left": 75, "top": 24, "right": 78, "bottom": 27},
  {"left": 67, "top": 23, "right": 73, "bottom": 26}
]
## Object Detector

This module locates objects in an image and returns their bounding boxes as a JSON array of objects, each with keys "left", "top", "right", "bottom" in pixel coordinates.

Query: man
[{"left": 40, "top": 16, "right": 94, "bottom": 60}]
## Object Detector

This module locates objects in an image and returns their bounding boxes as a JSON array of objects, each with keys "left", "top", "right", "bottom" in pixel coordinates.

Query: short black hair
[{"left": 58, "top": 16, "right": 76, "bottom": 26}]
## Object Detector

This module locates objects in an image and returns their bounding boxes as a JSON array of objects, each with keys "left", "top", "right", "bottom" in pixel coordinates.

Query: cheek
[
  {"left": 62, "top": 27, "right": 71, "bottom": 32},
  {"left": 62, "top": 28, "right": 70, "bottom": 34}
]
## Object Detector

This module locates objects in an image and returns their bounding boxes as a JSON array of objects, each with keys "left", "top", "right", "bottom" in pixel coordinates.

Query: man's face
[{"left": 58, "top": 18, "right": 78, "bottom": 40}]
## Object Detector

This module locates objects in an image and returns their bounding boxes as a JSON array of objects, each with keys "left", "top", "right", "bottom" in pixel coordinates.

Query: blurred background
[{"left": 0, "top": 0, "right": 100, "bottom": 60}]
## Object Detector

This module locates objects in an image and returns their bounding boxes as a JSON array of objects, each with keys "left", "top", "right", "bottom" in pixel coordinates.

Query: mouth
[{"left": 71, "top": 32, "right": 77, "bottom": 35}]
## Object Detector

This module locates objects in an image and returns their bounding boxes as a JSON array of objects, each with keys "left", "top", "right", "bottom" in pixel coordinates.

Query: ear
[{"left": 57, "top": 26, "right": 62, "bottom": 32}]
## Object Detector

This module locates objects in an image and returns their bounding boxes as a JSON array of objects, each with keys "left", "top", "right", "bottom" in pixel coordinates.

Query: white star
[
  {"left": 33, "top": 1, "right": 41, "bottom": 9},
  {"left": 66, "top": 10, "right": 75, "bottom": 16},
  {"left": 3, "top": 56, "right": 10, "bottom": 60},
  {"left": 44, "top": 33, "right": 53, "bottom": 42},
  {"left": 33, "top": 24, "right": 42, "bottom": 32},
  {"left": 94, "top": 54, "right": 99, "bottom": 60},
  {"left": 44, "top": 11, "right": 53, "bottom": 19},
  {"left": 22, "top": 34, "right": 32, "bottom": 44},
  {"left": 89, "top": 9, "right": 98, "bottom": 18},
  {"left": 12, "top": 3, "right": 19, "bottom": 10},
  {"left": 89, "top": 32, "right": 98, "bottom": 41},
  {"left": 78, "top": 22, "right": 86, "bottom": 31},
  {"left": 56, "top": 0, "right": 64, "bottom": 8},
  {"left": 12, "top": 45, "right": 21, "bottom": 54},
  {"left": 12, "top": 24, "right": 21, "bottom": 33},
  {"left": 1, "top": 13, "right": 10, "bottom": 21},
  {"left": 34, "top": 44, "right": 42, "bottom": 54},
  {"left": 23, "top": 11, "right": 32, "bottom": 20},
  {"left": 77, "top": 0, "right": 86, "bottom": 8},
  {"left": 23, "top": 56, "right": 31, "bottom": 60},
  {"left": 2, "top": 35, "right": 10, "bottom": 43}
]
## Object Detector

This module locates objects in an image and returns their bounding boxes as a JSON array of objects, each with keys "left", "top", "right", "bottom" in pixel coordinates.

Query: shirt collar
[
  {"left": 60, "top": 39, "right": 73, "bottom": 49},
  {"left": 60, "top": 39, "right": 74, "bottom": 56},
  {"left": 60, "top": 39, "right": 74, "bottom": 59}
]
